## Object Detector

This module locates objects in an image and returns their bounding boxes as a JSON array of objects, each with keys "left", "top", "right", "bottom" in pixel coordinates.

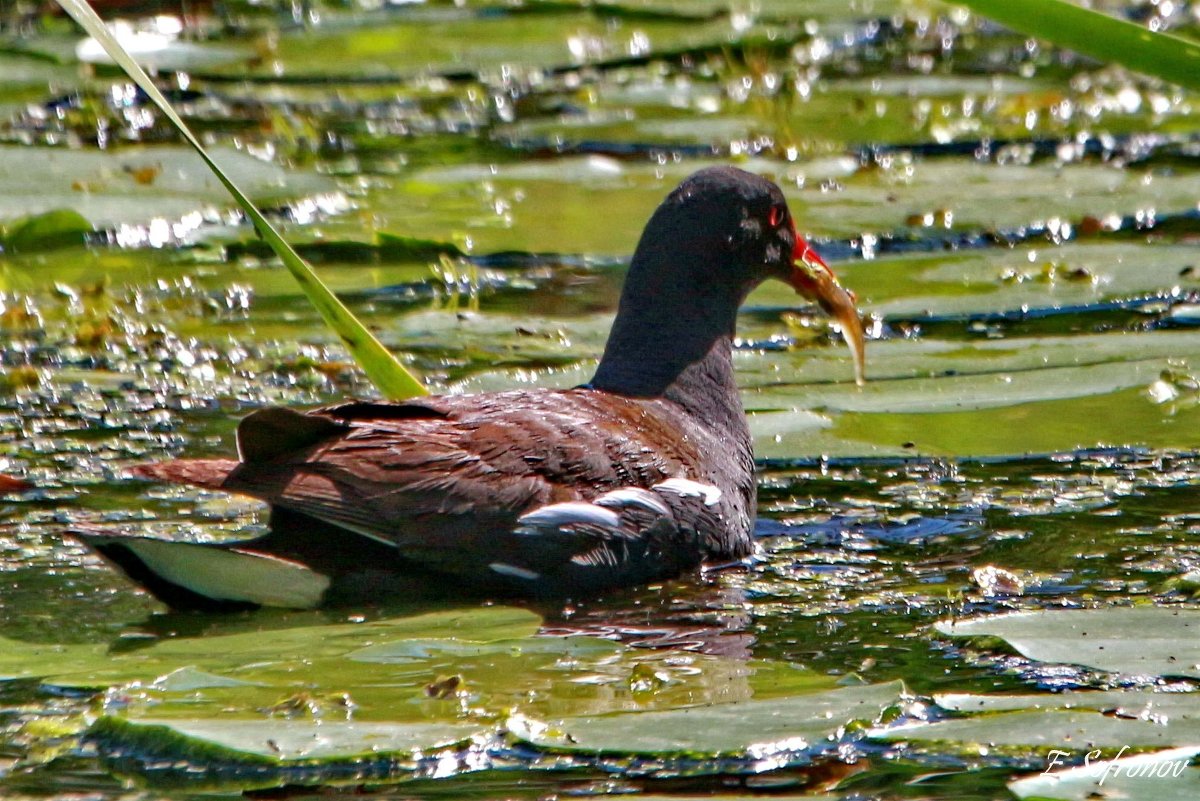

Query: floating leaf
[
  {"left": 873, "top": 708, "right": 1200, "bottom": 751},
  {"left": 934, "top": 690, "right": 1194, "bottom": 714},
  {"left": 511, "top": 680, "right": 905, "bottom": 756},
  {"left": 936, "top": 608, "right": 1200, "bottom": 678},
  {"left": 212, "top": 10, "right": 741, "bottom": 80},
  {"left": 354, "top": 157, "right": 1200, "bottom": 251},
  {"left": 0, "top": 144, "right": 334, "bottom": 234},
  {"left": 376, "top": 232, "right": 465, "bottom": 261},
  {"left": 928, "top": 690, "right": 1200, "bottom": 744},
  {"left": 0, "top": 605, "right": 812, "bottom": 733},
  {"left": 1009, "top": 746, "right": 1200, "bottom": 801},
  {"left": 2, "top": 209, "right": 92, "bottom": 252},
  {"left": 349, "top": 635, "right": 620, "bottom": 663},
  {"left": 877, "top": 690, "right": 1200, "bottom": 754},
  {"left": 88, "top": 715, "right": 480, "bottom": 764},
  {"left": 0, "top": 606, "right": 542, "bottom": 689},
  {"left": 744, "top": 337, "right": 1200, "bottom": 460}
]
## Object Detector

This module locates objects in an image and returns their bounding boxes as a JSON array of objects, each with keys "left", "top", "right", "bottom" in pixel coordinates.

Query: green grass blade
[
  {"left": 53, "top": 0, "right": 427, "bottom": 399},
  {"left": 956, "top": 0, "right": 1200, "bottom": 91}
]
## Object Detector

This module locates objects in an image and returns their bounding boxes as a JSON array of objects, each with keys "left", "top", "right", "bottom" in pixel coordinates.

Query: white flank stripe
[
  {"left": 312, "top": 516, "right": 396, "bottom": 547},
  {"left": 489, "top": 562, "right": 540, "bottom": 580},
  {"left": 654, "top": 477, "right": 722, "bottom": 506},
  {"left": 518, "top": 501, "right": 621, "bottom": 530},
  {"left": 594, "top": 487, "right": 672, "bottom": 516}
]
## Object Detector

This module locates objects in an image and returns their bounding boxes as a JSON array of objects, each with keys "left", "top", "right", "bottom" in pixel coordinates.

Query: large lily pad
[
  {"left": 742, "top": 330, "right": 1200, "bottom": 411},
  {"left": 749, "top": 241, "right": 1200, "bottom": 322},
  {"left": 89, "top": 716, "right": 482, "bottom": 764},
  {"left": 0, "top": 606, "right": 541, "bottom": 689},
  {"left": 0, "top": 144, "right": 337, "bottom": 234},
  {"left": 935, "top": 607, "right": 1200, "bottom": 678},
  {"left": 1009, "top": 746, "right": 1200, "bottom": 801},
  {"left": 0, "top": 602, "right": 832, "bottom": 729},
  {"left": 503, "top": 72, "right": 1061, "bottom": 152},
  {"left": 935, "top": 690, "right": 1200, "bottom": 714},
  {"left": 874, "top": 709, "right": 1200, "bottom": 751},
  {"left": 745, "top": 344, "right": 1200, "bottom": 460},
  {"left": 2, "top": 208, "right": 92, "bottom": 252},
  {"left": 874, "top": 686, "right": 1200, "bottom": 755},
  {"left": 511, "top": 680, "right": 905, "bottom": 756},
  {"left": 342, "top": 151, "right": 1200, "bottom": 255},
  {"left": 219, "top": 8, "right": 737, "bottom": 80}
]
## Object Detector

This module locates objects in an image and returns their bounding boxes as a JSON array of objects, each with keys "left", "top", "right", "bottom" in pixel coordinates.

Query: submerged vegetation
[{"left": 1, "top": 0, "right": 1200, "bottom": 799}]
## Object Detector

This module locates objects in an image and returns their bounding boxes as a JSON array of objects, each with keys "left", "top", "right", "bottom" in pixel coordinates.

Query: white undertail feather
[
  {"left": 124, "top": 539, "right": 330, "bottom": 608},
  {"left": 594, "top": 487, "right": 672, "bottom": 516},
  {"left": 654, "top": 477, "right": 723, "bottom": 506}
]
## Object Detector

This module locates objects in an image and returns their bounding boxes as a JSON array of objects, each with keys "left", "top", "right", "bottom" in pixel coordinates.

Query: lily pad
[
  {"left": 0, "top": 603, "right": 826, "bottom": 729},
  {"left": 418, "top": 309, "right": 1200, "bottom": 460},
  {"left": 873, "top": 708, "right": 1200, "bottom": 751},
  {"left": 877, "top": 688, "right": 1200, "bottom": 755},
  {"left": 0, "top": 144, "right": 338, "bottom": 237},
  {"left": 0, "top": 606, "right": 542, "bottom": 688},
  {"left": 749, "top": 241, "right": 1200, "bottom": 322},
  {"left": 744, "top": 330, "right": 1200, "bottom": 411},
  {"left": 511, "top": 680, "right": 905, "bottom": 756},
  {"left": 343, "top": 150, "right": 1200, "bottom": 256},
  {"left": 737, "top": 323, "right": 1200, "bottom": 459},
  {"left": 1, "top": 208, "right": 92, "bottom": 252},
  {"left": 219, "top": 7, "right": 737, "bottom": 80},
  {"left": 1009, "top": 746, "right": 1200, "bottom": 801},
  {"left": 794, "top": 159, "right": 1200, "bottom": 240},
  {"left": 503, "top": 72, "right": 1047, "bottom": 152},
  {"left": 935, "top": 690, "right": 1200, "bottom": 714},
  {"left": 88, "top": 715, "right": 481, "bottom": 765},
  {"left": 935, "top": 607, "right": 1200, "bottom": 678}
]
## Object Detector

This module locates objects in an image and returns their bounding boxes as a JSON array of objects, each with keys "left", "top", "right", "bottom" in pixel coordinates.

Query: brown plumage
[{"left": 79, "top": 166, "right": 865, "bottom": 609}]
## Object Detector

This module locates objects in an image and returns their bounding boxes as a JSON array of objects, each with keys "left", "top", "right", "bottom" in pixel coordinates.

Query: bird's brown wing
[{"left": 136, "top": 389, "right": 702, "bottom": 579}]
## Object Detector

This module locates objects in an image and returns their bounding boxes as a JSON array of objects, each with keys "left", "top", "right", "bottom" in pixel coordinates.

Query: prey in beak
[{"left": 787, "top": 235, "right": 866, "bottom": 386}]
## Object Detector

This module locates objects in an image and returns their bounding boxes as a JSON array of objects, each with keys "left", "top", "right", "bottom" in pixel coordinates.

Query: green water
[{"left": 1, "top": 2, "right": 1200, "bottom": 799}]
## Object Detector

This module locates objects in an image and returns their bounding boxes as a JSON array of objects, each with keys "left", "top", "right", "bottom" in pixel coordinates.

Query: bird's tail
[{"left": 69, "top": 526, "right": 330, "bottom": 611}]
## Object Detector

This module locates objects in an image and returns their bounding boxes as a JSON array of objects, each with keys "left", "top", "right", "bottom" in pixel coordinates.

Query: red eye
[{"left": 768, "top": 206, "right": 783, "bottom": 227}]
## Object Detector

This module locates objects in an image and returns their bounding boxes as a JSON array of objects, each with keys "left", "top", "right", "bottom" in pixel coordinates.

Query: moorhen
[{"left": 77, "top": 166, "right": 865, "bottom": 610}]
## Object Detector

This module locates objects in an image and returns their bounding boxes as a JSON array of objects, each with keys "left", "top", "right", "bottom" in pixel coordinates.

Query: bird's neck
[{"left": 590, "top": 284, "right": 747, "bottom": 432}]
